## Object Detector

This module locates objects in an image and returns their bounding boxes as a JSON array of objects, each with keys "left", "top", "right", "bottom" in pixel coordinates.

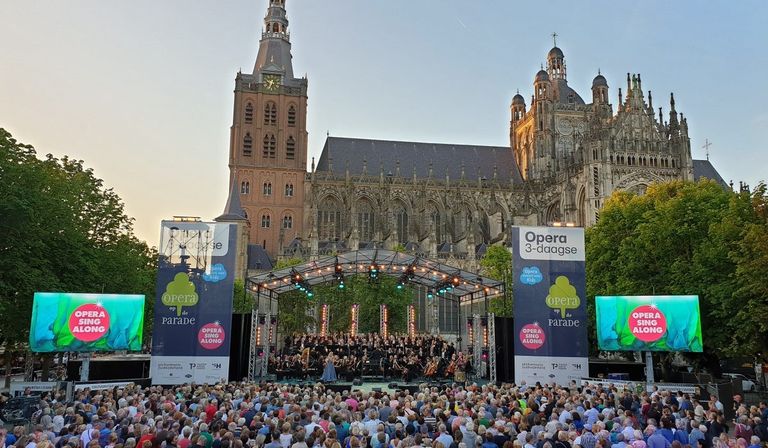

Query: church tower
[{"left": 226, "top": 0, "right": 308, "bottom": 257}]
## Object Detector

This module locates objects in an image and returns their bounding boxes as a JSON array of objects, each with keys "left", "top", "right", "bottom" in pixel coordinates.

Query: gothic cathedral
[{"left": 218, "top": 1, "right": 725, "bottom": 273}]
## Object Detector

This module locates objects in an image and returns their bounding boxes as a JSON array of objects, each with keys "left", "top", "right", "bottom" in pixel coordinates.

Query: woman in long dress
[{"left": 321, "top": 354, "right": 337, "bottom": 382}]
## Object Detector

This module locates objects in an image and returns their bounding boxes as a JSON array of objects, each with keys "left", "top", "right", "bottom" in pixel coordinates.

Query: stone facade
[{"left": 221, "top": 1, "right": 723, "bottom": 273}]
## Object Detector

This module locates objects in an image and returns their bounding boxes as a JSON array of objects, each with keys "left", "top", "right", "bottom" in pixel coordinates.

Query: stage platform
[{"left": 268, "top": 378, "right": 484, "bottom": 394}]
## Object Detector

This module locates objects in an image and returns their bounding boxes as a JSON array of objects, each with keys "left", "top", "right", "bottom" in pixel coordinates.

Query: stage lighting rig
[
  {"left": 290, "top": 269, "right": 314, "bottom": 298},
  {"left": 334, "top": 258, "right": 345, "bottom": 289},
  {"left": 368, "top": 264, "right": 380, "bottom": 283},
  {"left": 396, "top": 263, "right": 417, "bottom": 290}
]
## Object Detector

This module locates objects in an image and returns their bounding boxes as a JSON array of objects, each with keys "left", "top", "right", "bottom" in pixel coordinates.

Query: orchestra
[{"left": 270, "top": 333, "right": 470, "bottom": 382}]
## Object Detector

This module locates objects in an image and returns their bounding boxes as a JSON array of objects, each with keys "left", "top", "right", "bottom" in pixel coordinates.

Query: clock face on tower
[{"left": 263, "top": 74, "right": 281, "bottom": 91}]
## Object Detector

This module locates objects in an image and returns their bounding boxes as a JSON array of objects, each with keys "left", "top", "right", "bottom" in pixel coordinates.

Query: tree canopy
[
  {"left": 586, "top": 179, "right": 768, "bottom": 369},
  {"left": 479, "top": 245, "right": 513, "bottom": 317},
  {"left": 0, "top": 128, "right": 156, "bottom": 354}
]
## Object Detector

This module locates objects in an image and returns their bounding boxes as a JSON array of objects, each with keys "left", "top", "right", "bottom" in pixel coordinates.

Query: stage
[{"left": 270, "top": 378, "right": 480, "bottom": 394}]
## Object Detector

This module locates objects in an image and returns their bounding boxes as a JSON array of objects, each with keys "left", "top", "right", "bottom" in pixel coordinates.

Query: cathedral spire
[
  {"left": 253, "top": 0, "right": 295, "bottom": 79},
  {"left": 216, "top": 175, "right": 247, "bottom": 222}
]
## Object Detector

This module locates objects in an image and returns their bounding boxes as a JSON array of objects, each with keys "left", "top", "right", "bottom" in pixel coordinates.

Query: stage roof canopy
[{"left": 246, "top": 249, "right": 504, "bottom": 301}]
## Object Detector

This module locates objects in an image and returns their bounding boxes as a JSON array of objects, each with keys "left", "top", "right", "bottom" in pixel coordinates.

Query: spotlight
[
  {"left": 334, "top": 258, "right": 345, "bottom": 289},
  {"left": 368, "top": 264, "right": 379, "bottom": 282},
  {"left": 427, "top": 289, "right": 434, "bottom": 299}
]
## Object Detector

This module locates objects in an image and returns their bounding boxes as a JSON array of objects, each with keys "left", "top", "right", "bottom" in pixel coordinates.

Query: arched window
[
  {"left": 263, "top": 182, "right": 272, "bottom": 196},
  {"left": 284, "top": 183, "right": 294, "bottom": 197},
  {"left": 243, "top": 133, "right": 253, "bottom": 156},
  {"left": 261, "top": 214, "right": 271, "bottom": 228},
  {"left": 288, "top": 105, "right": 296, "bottom": 127},
  {"left": 240, "top": 181, "right": 250, "bottom": 194},
  {"left": 244, "top": 102, "right": 253, "bottom": 123},
  {"left": 282, "top": 215, "right": 293, "bottom": 229},
  {"left": 357, "top": 199, "right": 376, "bottom": 243},
  {"left": 264, "top": 102, "right": 277, "bottom": 126},
  {"left": 286, "top": 136, "right": 296, "bottom": 160},
  {"left": 318, "top": 196, "right": 342, "bottom": 241},
  {"left": 263, "top": 134, "right": 276, "bottom": 158}
]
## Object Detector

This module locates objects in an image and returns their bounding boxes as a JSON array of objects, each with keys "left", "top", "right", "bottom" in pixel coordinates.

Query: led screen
[
  {"left": 595, "top": 295, "right": 702, "bottom": 352},
  {"left": 30, "top": 292, "right": 145, "bottom": 352}
]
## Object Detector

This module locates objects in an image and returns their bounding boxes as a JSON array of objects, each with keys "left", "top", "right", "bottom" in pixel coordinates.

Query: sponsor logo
[
  {"left": 162, "top": 272, "right": 199, "bottom": 317},
  {"left": 520, "top": 266, "right": 544, "bottom": 285},
  {"left": 545, "top": 276, "right": 580, "bottom": 318}
]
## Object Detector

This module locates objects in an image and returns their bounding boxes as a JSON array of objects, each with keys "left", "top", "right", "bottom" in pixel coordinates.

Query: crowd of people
[
  {"left": 270, "top": 334, "right": 470, "bottom": 382},
  {"left": 2, "top": 379, "right": 768, "bottom": 448}
]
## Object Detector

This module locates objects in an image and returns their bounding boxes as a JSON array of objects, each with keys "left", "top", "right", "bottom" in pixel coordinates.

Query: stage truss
[{"left": 245, "top": 249, "right": 505, "bottom": 381}]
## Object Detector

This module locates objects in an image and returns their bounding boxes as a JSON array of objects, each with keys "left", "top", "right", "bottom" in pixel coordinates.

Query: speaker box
[
  {"left": 229, "top": 313, "right": 253, "bottom": 381},
  {"left": 494, "top": 316, "right": 515, "bottom": 383},
  {"left": 352, "top": 378, "right": 363, "bottom": 386}
]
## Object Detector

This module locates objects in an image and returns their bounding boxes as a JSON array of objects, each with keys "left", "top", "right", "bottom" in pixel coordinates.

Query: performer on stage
[{"left": 321, "top": 353, "right": 337, "bottom": 382}]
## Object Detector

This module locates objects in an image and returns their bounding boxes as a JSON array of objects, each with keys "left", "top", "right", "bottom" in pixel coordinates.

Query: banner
[
  {"left": 150, "top": 221, "right": 236, "bottom": 384},
  {"left": 513, "top": 226, "right": 588, "bottom": 386},
  {"left": 595, "top": 295, "right": 703, "bottom": 352},
  {"left": 30, "top": 293, "right": 144, "bottom": 352}
]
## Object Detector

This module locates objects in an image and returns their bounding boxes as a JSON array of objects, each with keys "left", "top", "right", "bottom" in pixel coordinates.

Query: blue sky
[{"left": 1, "top": 0, "right": 765, "bottom": 245}]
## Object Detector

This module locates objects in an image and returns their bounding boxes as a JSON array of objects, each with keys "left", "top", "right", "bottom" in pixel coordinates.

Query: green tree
[
  {"left": 586, "top": 180, "right": 768, "bottom": 373},
  {"left": 0, "top": 128, "right": 156, "bottom": 384},
  {"left": 479, "top": 245, "right": 514, "bottom": 316}
]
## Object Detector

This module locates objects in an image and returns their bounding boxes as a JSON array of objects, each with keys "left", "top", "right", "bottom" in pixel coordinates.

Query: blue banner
[
  {"left": 150, "top": 221, "right": 237, "bottom": 384},
  {"left": 513, "top": 226, "right": 588, "bottom": 386}
]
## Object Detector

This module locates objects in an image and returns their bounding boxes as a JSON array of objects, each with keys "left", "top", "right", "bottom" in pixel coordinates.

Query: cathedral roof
[
  {"left": 548, "top": 46, "right": 564, "bottom": 59},
  {"left": 592, "top": 74, "right": 608, "bottom": 88},
  {"left": 693, "top": 159, "right": 728, "bottom": 188},
  {"left": 247, "top": 244, "right": 274, "bottom": 270},
  {"left": 316, "top": 137, "right": 524, "bottom": 184},
  {"left": 215, "top": 176, "right": 247, "bottom": 222},
  {"left": 535, "top": 69, "right": 549, "bottom": 82},
  {"left": 555, "top": 79, "right": 585, "bottom": 104}
]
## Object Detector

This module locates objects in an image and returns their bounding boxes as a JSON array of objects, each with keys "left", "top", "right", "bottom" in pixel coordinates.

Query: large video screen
[
  {"left": 30, "top": 293, "right": 145, "bottom": 352},
  {"left": 595, "top": 295, "right": 703, "bottom": 352}
]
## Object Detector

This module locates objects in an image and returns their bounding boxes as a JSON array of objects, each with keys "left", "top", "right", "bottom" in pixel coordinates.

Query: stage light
[
  {"left": 427, "top": 289, "right": 434, "bottom": 299},
  {"left": 368, "top": 264, "right": 379, "bottom": 281},
  {"left": 338, "top": 281, "right": 345, "bottom": 289}
]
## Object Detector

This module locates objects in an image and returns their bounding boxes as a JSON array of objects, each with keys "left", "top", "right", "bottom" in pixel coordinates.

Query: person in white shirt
[
  {"left": 305, "top": 415, "right": 322, "bottom": 435},
  {"left": 559, "top": 404, "right": 573, "bottom": 425},
  {"left": 363, "top": 411, "right": 381, "bottom": 437}
]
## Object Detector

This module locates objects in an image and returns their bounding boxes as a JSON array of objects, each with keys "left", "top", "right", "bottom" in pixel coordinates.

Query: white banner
[
  {"left": 74, "top": 381, "right": 135, "bottom": 391},
  {"left": 515, "top": 355, "right": 589, "bottom": 386},
  {"left": 9, "top": 381, "right": 59, "bottom": 396},
  {"left": 516, "top": 226, "right": 585, "bottom": 262},
  {"left": 150, "top": 356, "right": 229, "bottom": 384}
]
